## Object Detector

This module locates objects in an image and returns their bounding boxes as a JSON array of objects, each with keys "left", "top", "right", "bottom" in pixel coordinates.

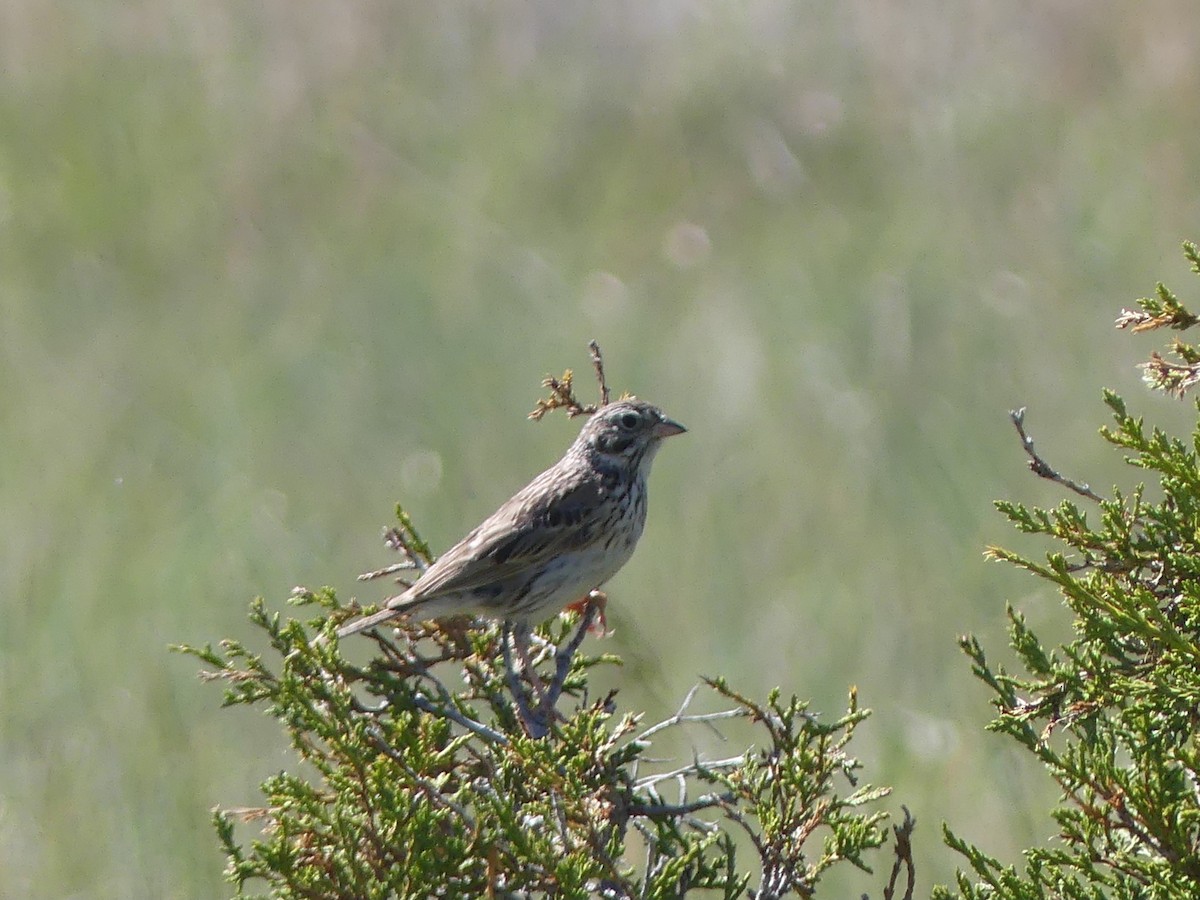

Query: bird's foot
[{"left": 563, "top": 590, "right": 610, "bottom": 637}]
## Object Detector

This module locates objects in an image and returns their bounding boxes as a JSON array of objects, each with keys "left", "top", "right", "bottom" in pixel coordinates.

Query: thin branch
[
  {"left": 221, "top": 805, "right": 277, "bottom": 822},
  {"left": 635, "top": 755, "right": 748, "bottom": 791},
  {"left": 501, "top": 623, "right": 540, "bottom": 734},
  {"left": 636, "top": 683, "right": 749, "bottom": 743},
  {"left": 383, "top": 525, "right": 431, "bottom": 574},
  {"left": 542, "top": 602, "right": 597, "bottom": 712},
  {"left": 721, "top": 802, "right": 770, "bottom": 865},
  {"left": 1009, "top": 407, "right": 1106, "bottom": 502},
  {"left": 357, "top": 560, "right": 418, "bottom": 582},
  {"left": 350, "top": 660, "right": 509, "bottom": 749},
  {"left": 628, "top": 792, "right": 734, "bottom": 818},
  {"left": 588, "top": 339, "right": 611, "bottom": 407},
  {"left": 410, "top": 693, "right": 509, "bottom": 746},
  {"left": 549, "top": 791, "right": 572, "bottom": 850},
  {"left": 500, "top": 606, "right": 599, "bottom": 739},
  {"left": 882, "top": 806, "right": 916, "bottom": 900},
  {"left": 356, "top": 526, "right": 430, "bottom": 592}
]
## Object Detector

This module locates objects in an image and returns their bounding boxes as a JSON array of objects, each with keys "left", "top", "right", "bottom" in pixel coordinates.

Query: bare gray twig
[
  {"left": 1010, "top": 408, "right": 1105, "bottom": 502},
  {"left": 635, "top": 755, "right": 748, "bottom": 791},
  {"left": 636, "top": 683, "right": 749, "bottom": 744},
  {"left": 500, "top": 623, "right": 537, "bottom": 730},
  {"left": 410, "top": 693, "right": 509, "bottom": 746},
  {"left": 542, "top": 601, "right": 597, "bottom": 712},
  {"left": 357, "top": 526, "right": 431, "bottom": 589},
  {"left": 628, "top": 792, "right": 734, "bottom": 817},
  {"left": 384, "top": 525, "right": 432, "bottom": 573},
  {"left": 357, "top": 560, "right": 418, "bottom": 582}
]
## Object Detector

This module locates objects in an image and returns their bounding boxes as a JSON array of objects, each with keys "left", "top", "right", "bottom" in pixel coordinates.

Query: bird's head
[{"left": 574, "top": 398, "right": 686, "bottom": 471}]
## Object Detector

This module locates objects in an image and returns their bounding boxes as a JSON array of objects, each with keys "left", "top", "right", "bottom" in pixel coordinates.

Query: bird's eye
[{"left": 619, "top": 412, "right": 640, "bottom": 430}]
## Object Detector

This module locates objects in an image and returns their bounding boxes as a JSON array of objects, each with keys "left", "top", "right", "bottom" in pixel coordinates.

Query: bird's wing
[{"left": 388, "top": 468, "right": 606, "bottom": 610}]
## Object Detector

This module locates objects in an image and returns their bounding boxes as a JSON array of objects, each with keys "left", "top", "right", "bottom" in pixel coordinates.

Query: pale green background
[{"left": 2, "top": 3, "right": 1198, "bottom": 897}]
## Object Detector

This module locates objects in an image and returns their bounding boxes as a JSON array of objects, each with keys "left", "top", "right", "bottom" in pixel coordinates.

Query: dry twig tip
[{"left": 527, "top": 340, "right": 616, "bottom": 420}]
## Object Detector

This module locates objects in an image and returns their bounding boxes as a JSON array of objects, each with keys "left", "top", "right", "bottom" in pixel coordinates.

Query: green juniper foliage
[
  {"left": 177, "top": 578, "right": 889, "bottom": 899},
  {"left": 936, "top": 242, "right": 1200, "bottom": 900}
]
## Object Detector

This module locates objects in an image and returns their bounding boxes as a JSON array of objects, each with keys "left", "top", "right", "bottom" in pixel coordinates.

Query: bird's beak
[{"left": 653, "top": 417, "right": 687, "bottom": 438}]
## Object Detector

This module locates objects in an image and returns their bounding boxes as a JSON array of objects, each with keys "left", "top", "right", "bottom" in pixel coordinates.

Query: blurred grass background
[{"left": 2, "top": 1, "right": 1199, "bottom": 896}]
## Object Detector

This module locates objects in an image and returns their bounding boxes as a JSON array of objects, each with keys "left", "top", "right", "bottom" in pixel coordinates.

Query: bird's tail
[{"left": 333, "top": 604, "right": 404, "bottom": 640}]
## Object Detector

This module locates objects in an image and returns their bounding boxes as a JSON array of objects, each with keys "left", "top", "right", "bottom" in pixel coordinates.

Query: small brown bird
[{"left": 335, "top": 399, "right": 686, "bottom": 640}]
